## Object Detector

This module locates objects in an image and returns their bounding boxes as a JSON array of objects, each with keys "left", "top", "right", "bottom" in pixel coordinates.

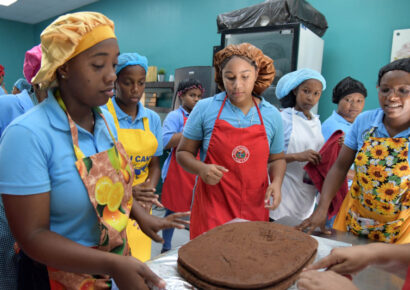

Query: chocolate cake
[{"left": 177, "top": 221, "right": 318, "bottom": 289}]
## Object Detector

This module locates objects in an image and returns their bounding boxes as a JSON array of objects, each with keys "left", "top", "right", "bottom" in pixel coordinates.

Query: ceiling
[{"left": 0, "top": 0, "right": 99, "bottom": 24}]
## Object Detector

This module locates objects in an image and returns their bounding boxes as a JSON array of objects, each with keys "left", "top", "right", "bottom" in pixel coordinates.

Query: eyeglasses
[{"left": 378, "top": 85, "right": 410, "bottom": 98}]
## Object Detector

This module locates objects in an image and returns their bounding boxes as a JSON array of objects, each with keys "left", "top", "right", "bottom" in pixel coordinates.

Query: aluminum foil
[{"left": 146, "top": 235, "right": 351, "bottom": 290}]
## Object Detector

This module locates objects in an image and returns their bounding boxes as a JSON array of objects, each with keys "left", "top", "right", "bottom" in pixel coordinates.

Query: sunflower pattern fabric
[{"left": 346, "top": 127, "right": 410, "bottom": 243}]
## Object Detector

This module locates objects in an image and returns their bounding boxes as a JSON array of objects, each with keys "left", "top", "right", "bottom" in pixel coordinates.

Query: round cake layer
[
  {"left": 178, "top": 221, "right": 318, "bottom": 289},
  {"left": 178, "top": 251, "right": 316, "bottom": 290}
]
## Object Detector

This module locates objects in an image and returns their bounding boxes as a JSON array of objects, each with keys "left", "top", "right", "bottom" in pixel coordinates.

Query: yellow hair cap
[{"left": 32, "top": 12, "right": 116, "bottom": 87}]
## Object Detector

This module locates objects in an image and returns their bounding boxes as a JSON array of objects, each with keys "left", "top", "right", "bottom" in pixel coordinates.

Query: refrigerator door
[{"left": 224, "top": 27, "right": 296, "bottom": 85}]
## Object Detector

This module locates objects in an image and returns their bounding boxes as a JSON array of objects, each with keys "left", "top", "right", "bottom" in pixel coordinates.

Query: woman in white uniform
[{"left": 270, "top": 68, "right": 326, "bottom": 221}]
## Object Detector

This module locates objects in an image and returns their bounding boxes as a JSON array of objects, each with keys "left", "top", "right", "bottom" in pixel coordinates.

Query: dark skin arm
[
  {"left": 265, "top": 153, "right": 286, "bottom": 209},
  {"left": 132, "top": 156, "right": 163, "bottom": 210},
  {"left": 176, "top": 137, "right": 228, "bottom": 185},
  {"left": 164, "top": 132, "right": 182, "bottom": 150},
  {"left": 296, "top": 145, "right": 356, "bottom": 234},
  {"left": 305, "top": 243, "right": 410, "bottom": 278},
  {"left": 284, "top": 149, "right": 321, "bottom": 165},
  {"left": 129, "top": 201, "right": 190, "bottom": 243},
  {"left": 2, "top": 193, "right": 166, "bottom": 289}
]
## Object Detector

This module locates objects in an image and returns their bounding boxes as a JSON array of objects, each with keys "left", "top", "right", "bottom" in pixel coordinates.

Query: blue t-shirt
[
  {"left": 183, "top": 92, "right": 284, "bottom": 160},
  {"left": 345, "top": 108, "right": 410, "bottom": 163},
  {"left": 161, "top": 106, "right": 189, "bottom": 181},
  {"left": 0, "top": 90, "right": 34, "bottom": 136},
  {"left": 103, "top": 97, "right": 163, "bottom": 157},
  {"left": 281, "top": 107, "right": 319, "bottom": 153},
  {"left": 322, "top": 110, "right": 353, "bottom": 141},
  {"left": 0, "top": 91, "right": 118, "bottom": 246}
]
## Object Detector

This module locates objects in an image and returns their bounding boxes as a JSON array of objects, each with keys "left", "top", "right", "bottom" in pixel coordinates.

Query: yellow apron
[
  {"left": 334, "top": 127, "right": 410, "bottom": 244},
  {"left": 107, "top": 98, "right": 158, "bottom": 261}
]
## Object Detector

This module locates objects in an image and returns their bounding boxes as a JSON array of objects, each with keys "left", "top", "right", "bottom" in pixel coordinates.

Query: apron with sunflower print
[
  {"left": 334, "top": 127, "right": 410, "bottom": 243},
  {"left": 47, "top": 95, "right": 134, "bottom": 289}
]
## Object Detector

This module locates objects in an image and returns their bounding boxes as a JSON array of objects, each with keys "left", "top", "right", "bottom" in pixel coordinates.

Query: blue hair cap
[
  {"left": 275, "top": 68, "right": 326, "bottom": 99},
  {"left": 116, "top": 52, "right": 148, "bottom": 75},
  {"left": 13, "top": 78, "right": 31, "bottom": 92}
]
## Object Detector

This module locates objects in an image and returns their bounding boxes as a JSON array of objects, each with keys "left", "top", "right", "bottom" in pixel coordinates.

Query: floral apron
[
  {"left": 48, "top": 96, "right": 134, "bottom": 289},
  {"left": 334, "top": 127, "right": 410, "bottom": 243}
]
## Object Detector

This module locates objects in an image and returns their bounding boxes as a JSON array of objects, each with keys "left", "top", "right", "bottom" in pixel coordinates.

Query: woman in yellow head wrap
[{"left": 0, "top": 11, "right": 188, "bottom": 289}]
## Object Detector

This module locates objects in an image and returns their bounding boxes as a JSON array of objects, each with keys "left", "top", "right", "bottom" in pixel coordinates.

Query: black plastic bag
[{"left": 217, "top": 0, "right": 328, "bottom": 37}]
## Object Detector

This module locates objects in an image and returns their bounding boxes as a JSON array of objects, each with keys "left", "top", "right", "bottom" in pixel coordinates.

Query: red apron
[
  {"left": 403, "top": 266, "right": 410, "bottom": 290},
  {"left": 161, "top": 110, "right": 197, "bottom": 212},
  {"left": 190, "top": 95, "right": 270, "bottom": 239}
]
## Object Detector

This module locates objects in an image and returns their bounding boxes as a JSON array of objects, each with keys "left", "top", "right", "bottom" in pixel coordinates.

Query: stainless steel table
[
  {"left": 147, "top": 220, "right": 405, "bottom": 289},
  {"left": 277, "top": 216, "right": 405, "bottom": 290},
  {"left": 309, "top": 230, "right": 405, "bottom": 290}
]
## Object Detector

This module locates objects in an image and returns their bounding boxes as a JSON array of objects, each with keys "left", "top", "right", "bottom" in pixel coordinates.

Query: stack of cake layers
[{"left": 178, "top": 221, "right": 318, "bottom": 290}]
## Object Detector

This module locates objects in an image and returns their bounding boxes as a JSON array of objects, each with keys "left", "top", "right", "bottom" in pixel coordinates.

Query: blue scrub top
[
  {"left": 161, "top": 106, "right": 189, "bottom": 181},
  {"left": 0, "top": 91, "right": 118, "bottom": 246},
  {"left": 0, "top": 90, "right": 34, "bottom": 136},
  {"left": 103, "top": 97, "right": 163, "bottom": 157},
  {"left": 322, "top": 110, "right": 352, "bottom": 141},
  {"left": 183, "top": 92, "right": 284, "bottom": 161},
  {"left": 345, "top": 108, "right": 410, "bottom": 163}
]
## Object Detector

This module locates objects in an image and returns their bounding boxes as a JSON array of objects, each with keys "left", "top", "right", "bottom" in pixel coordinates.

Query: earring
[{"left": 61, "top": 75, "right": 67, "bottom": 79}]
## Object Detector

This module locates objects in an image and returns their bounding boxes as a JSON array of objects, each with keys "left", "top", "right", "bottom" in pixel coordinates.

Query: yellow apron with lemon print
[
  {"left": 334, "top": 127, "right": 410, "bottom": 244},
  {"left": 107, "top": 98, "right": 158, "bottom": 261}
]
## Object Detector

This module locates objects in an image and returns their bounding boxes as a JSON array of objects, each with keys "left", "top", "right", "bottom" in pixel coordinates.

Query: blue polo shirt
[
  {"left": 0, "top": 90, "right": 34, "bottom": 136},
  {"left": 103, "top": 97, "right": 163, "bottom": 157},
  {"left": 322, "top": 110, "right": 353, "bottom": 141},
  {"left": 161, "top": 106, "right": 189, "bottom": 181},
  {"left": 0, "top": 91, "right": 118, "bottom": 246},
  {"left": 345, "top": 108, "right": 410, "bottom": 163},
  {"left": 183, "top": 92, "right": 284, "bottom": 160}
]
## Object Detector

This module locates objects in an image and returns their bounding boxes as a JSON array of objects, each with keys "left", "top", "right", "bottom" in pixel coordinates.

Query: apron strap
[
  {"left": 253, "top": 97, "right": 264, "bottom": 126},
  {"left": 107, "top": 97, "right": 150, "bottom": 132},
  {"left": 106, "top": 98, "right": 121, "bottom": 130},
  {"left": 181, "top": 109, "right": 189, "bottom": 125},
  {"left": 363, "top": 127, "right": 377, "bottom": 141},
  {"left": 142, "top": 117, "right": 149, "bottom": 131},
  {"left": 216, "top": 94, "right": 228, "bottom": 120},
  {"left": 217, "top": 94, "right": 264, "bottom": 126},
  {"left": 56, "top": 92, "right": 117, "bottom": 161}
]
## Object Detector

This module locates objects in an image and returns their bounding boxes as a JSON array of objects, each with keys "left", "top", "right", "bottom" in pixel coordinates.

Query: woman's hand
[
  {"left": 132, "top": 178, "right": 163, "bottom": 210},
  {"left": 111, "top": 255, "right": 166, "bottom": 290},
  {"left": 347, "top": 169, "right": 355, "bottom": 181},
  {"left": 199, "top": 164, "right": 228, "bottom": 185},
  {"left": 138, "top": 211, "right": 190, "bottom": 243},
  {"left": 296, "top": 207, "right": 331, "bottom": 235},
  {"left": 264, "top": 183, "right": 281, "bottom": 210},
  {"left": 338, "top": 134, "right": 345, "bottom": 146},
  {"left": 295, "top": 150, "right": 321, "bottom": 165},
  {"left": 305, "top": 245, "right": 374, "bottom": 275},
  {"left": 297, "top": 270, "right": 357, "bottom": 290}
]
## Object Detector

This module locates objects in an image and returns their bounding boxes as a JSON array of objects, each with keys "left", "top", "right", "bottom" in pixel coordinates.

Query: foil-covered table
[{"left": 146, "top": 235, "right": 351, "bottom": 290}]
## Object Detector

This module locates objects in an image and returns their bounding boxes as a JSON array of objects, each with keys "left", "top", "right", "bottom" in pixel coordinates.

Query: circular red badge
[{"left": 232, "top": 145, "right": 250, "bottom": 163}]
